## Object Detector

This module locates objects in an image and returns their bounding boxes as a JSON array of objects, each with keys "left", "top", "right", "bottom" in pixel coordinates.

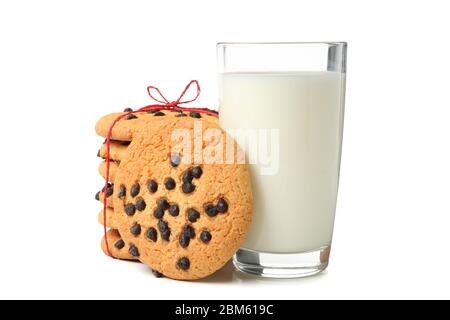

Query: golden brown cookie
[
  {"left": 98, "top": 140, "right": 130, "bottom": 161},
  {"left": 97, "top": 208, "right": 116, "bottom": 228},
  {"left": 95, "top": 109, "right": 218, "bottom": 141},
  {"left": 112, "top": 117, "right": 253, "bottom": 280},
  {"left": 101, "top": 229, "right": 138, "bottom": 261},
  {"left": 98, "top": 161, "right": 119, "bottom": 182}
]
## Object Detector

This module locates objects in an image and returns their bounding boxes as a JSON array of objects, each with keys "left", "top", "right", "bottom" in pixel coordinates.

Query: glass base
[{"left": 233, "top": 246, "right": 330, "bottom": 279}]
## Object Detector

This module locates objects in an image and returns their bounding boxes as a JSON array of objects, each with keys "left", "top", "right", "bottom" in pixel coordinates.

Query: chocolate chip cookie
[
  {"left": 95, "top": 109, "right": 218, "bottom": 141},
  {"left": 112, "top": 117, "right": 253, "bottom": 280},
  {"left": 101, "top": 229, "right": 139, "bottom": 261}
]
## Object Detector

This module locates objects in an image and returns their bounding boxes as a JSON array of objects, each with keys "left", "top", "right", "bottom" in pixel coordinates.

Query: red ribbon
[{"left": 102, "top": 80, "right": 218, "bottom": 257}]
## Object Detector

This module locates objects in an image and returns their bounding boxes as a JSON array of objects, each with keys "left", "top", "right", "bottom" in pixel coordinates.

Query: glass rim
[{"left": 217, "top": 41, "right": 347, "bottom": 47}]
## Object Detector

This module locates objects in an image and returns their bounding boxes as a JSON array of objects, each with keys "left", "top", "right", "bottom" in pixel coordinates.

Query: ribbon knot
[
  {"left": 168, "top": 101, "right": 178, "bottom": 108},
  {"left": 147, "top": 80, "right": 201, "bottom": 107}
]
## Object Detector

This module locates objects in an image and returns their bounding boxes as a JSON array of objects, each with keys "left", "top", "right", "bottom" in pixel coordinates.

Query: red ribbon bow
[{"left": 102, "top": 80, "right": 218, "bottom": 256}]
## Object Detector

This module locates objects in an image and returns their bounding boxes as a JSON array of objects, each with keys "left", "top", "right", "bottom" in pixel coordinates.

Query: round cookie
[
  {"left": 95, "top": 109, "right": 218, "bottom": 141},
  {"left": 98, "top": 161, "right": 119, "bottom": 182},
  {"left": 101, "top": 229, "right": 139, "bottom": 261},
  {"left": 98, "top": 208, "right": 116, "bottom": 228},
  {"left": 98, "top": 140, "right": 130, "bottom": 161},
  {"left": 112, "top": 117, "right": 253, "bottom": 280}
]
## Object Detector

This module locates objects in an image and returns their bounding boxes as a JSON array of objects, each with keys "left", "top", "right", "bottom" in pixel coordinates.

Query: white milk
[{"left": 219, "top": 71, "right": 345, "bottom": 253}]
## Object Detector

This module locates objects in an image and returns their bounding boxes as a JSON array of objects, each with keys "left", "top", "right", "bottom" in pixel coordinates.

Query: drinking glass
[{"left": 217, "top": 42, "right": 347, "bottom": 278}]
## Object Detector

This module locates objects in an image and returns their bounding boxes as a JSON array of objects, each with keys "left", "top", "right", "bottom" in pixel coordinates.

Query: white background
[{"left": 0, "top": 0, "right": 449, "bottom": 300}]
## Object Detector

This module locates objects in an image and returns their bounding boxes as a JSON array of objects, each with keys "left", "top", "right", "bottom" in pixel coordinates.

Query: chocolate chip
[
  {"left": 146, "top": 109, "right": 158, "bottom": 114},
  {"left": 183, "top": 224, "right": 195, "bottom": 239},
  {"left": 182, "top": 170, "right": 194, "bottom": 183},
  {"left": 118, "top": 185, "right": 126, "bottom": 199},
  {"left": 217, "top": 198, "right": 229, "bottom": 213},
  {"left": 129, "top": 245, "right": 140, "bottom": 257},
  {"left": 168, "top": 204, "right": 180, "bottom": 217},
  {"left": 152, "top": 270, "right": 164, "bottom": 278},
  {"left": 97, "top": 149, "right": 101, "bottom": 158},
  {"left": 189, "top": 112, "right": 202, "bottom": 119},
  {"left": 170, "top": 109, "right": 183, "bottom": 113},
  {"left": 125, "top": 114, "right": 138, "bottom": 120},
  {"left": 124, "top": 203, "right": 136, "bottom": 216},
  {"left": 160, "top": 199, "right": 170, "bottom": 211},
  {"left": 136, "top": 198, "right": 146, "bottom": 211},
  {"left": 177, "top": 257, "right": 190, "bottom": 271},
  {"left": 187, "top": 208, "right": 200, "bottom": 223},
  {"left": 146, "top": 227, "right": 157, "bottom": 242},
  {"left": 182, "top": 182, "right": 196, "bottom": 194},
  {"left": 95, "top": 191, "right": 100, "bottom": 201},
  {"left": 158, "top": 219, "right": 169, "bottom": 232},
  {"left": 154, "top": 198, "right": 170, "bottom": 219},
  {"left": 106, "top": 184, "right": 114, "bottom": 197},
  {"left": 179, "top": 233, "right": 190, "bottom": 248},
  {"left": 191, "top": 166, "right": 203, "bottom": 179},
  {"left": 130, "top": 222, "right": 141, "bottom": 236},
  {"left": 121, "top": 141, "right": 131, "bottom": 146},
  {"left": 205, "top": 204, "right": 218, "bottom": 217},
  {"left": 161, "top": 229, "right": 171, "bottom": 241},
  {"left": 154, "top": 111, "right": 165, "bottom": 116},
  {"left": 200, "top": 231, "right": 212, "bottom": 243},
  {"left": 130, "top": 183, "right": 140, "bottom": 197},
  {"left": 170, "top": 153, "right": 181, "bottom": 167},
  {"left": 114, "top": 239, "right": 125, "bottom": 249},
  {"left": 123, "top": 107, "right": 133, "bottom": 112},
  {"left": 153, "top": 207, "right": 164, "bottom": 219},
  {"left": 176, "top": 113, "right": 187, "bottom": 117},
  {"left": 147, "top": 180, "right": 158, "bottom": 193},
  {"left": 164, "top": 178, "right": 176, "bottom": 190}
]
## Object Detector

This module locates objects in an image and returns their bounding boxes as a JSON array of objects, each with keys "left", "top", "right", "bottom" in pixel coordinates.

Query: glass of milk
[{"left": 217, "top": 42, "right": 347, "bottom": 278}]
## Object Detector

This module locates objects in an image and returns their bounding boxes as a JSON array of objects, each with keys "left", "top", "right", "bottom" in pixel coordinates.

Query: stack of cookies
[{"left": 94, "top": 107, "right": 253, "bottom": 280}]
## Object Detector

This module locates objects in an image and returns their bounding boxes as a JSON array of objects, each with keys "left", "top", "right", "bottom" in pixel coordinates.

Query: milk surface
[{"left": 219, "top": 71, "right": 345, "bottom": 253}]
